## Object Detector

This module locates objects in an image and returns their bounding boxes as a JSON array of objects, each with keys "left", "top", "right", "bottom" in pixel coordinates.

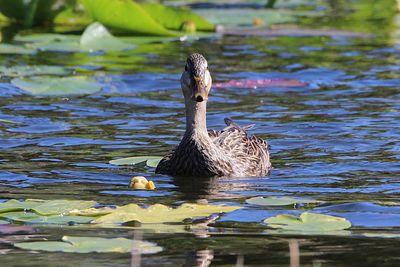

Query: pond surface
[{"left": 0, "top": 3, "right": 400, "bottom": 267}]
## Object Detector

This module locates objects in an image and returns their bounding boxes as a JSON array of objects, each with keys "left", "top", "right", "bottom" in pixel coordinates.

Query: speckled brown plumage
[{"left": 155, "top": 53, "right": 271, "bottom": 177}]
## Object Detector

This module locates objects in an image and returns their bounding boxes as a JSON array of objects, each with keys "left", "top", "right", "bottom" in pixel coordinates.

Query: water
[{"left": 1, "top": 3, "right": 400, "bottom": 266}]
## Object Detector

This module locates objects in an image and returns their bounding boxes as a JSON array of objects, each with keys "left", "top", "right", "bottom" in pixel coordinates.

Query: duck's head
[{"left": 181, "top": 53, "right": 212, "bottom": 103}]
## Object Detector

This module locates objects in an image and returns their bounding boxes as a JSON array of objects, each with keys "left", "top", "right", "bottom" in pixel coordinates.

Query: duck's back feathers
[
  {"left": 211, "top": 118, "right": 271, "bottom": 176},
  {"left": 156, "top": 118, "right": 271, "bottom": 177}
]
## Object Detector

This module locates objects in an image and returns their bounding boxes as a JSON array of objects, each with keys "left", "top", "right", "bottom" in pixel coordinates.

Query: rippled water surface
[{"left": 1, "top": 3, "right": 400, "bottom": 266}]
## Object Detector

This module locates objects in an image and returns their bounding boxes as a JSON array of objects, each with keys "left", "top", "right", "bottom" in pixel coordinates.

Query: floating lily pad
[
  {"left": 15, "top": 236, "right": 162, "bottom": 254},
  {"left": 68, "top": 207, "right": 114, "bottom": 217},
  {"left": 246, "top": 196, "right": 320, "bottom": 206},
  {"left": 16, "top": 23, "right": 134, "bottom": 53},
  {"left": 12, "top": 76, "right": 102, "bottom": 95},
  {"left": 32, "top": 200, "right": 97, "bottom": 216},
  {"left": 82, "top": 0, "right": 176, "bottom": 36},
  {"left": 264, "top": 212, "right": 351, "bottom": 232},
  {"left": 140, "top": 3, "right": 214, "bottom": 31},
  {"left": 109, "top": 156, "right": 163, "bottom": 167},
  {"left": 363, "top": 232, "right": 400, "bottom": 238},
  {"left": 0, "top": 119, "right": 19, "bottom": 124},
  {"left": 0, "top": 199, "right": 96, "bottom": 215},
  {"left": 0, "top": 65, "right": 69, "bottom": 77},
  {"left": 0, "top": 43, "right": 36, "bottom": 54},
  {"left": 0, "top": 211, "right": 94, "bottom": 224},
  {"left": 0, "top": 199, "right": 42, "bottom": 213},
  {"left": 80, "top": 22, "right": 136, "bottom": 52},
  {"left": 93, "top": 203, "right": 242, "bottom": 224}
]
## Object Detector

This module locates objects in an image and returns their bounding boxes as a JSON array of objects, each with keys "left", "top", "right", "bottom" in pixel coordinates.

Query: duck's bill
[{"left": 191, "top": 76, "right": 208, "bottom": 102}]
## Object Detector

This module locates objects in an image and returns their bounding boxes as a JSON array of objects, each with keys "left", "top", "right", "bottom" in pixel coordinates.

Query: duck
[{"left": 156, "top": 53, "right": 271, "bottom": 177}]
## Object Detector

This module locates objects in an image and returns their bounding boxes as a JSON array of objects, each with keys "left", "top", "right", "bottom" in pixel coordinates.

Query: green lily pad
[
  {"left": 0, "top": 199, "right": 42, "bottom": 213},
  {"left": 0, "top": 119, "right": 19, "bottom": 124},
  {"left": 12, "top": 76, "right": 102, "bottom": 95},
  {"left": 0, "top": 199, "right": 96, "bottom": 215},
  {"left": 15, "top": 235, "right": 163, "bottom": 254},
  {"left": 0, "top": 43, "right": 36, "bottom": 54},
  {"left": 93, "top": 203, "right": 242, "bottom": 224},
  {"left": 246, "top": 196, "right": 320, "bottom": 206},
  {"left": 15, "top": 23, "right": 134, "bottom": 53},
  {"left": 146, "top": 158, "right": 163, "bottom": 168},
  {"left": 140, "top": 3, "right": 214, "bottom": 32},
  {"left": 32, "top": 200, "right": 97, "bottom": 216},
  {"left": 82, "top": 0, "right": 176, "bottom": 36},
  {"left": 264, "top": 212, "right": 351, "bottom": 232},
  {"left": 363, "top": 232, "right": 400, "bottom": 238},
  {"left": 0, "top": 211, "right": 94, "bottom": 224},
  {"left": 14, "top": 33, "right": 79, "bottom": 43},
  {"left": 53, "top": 7, "right": 93, "bottom": 27},
  {"left": 80, "top": 22, "right": 135, "bottom": 52},
  {"left": 109, "top": 156, "right": 163, "bottom": 167},
  {"left": 0, "top": 65, "right": 69, "bottom": 77}
]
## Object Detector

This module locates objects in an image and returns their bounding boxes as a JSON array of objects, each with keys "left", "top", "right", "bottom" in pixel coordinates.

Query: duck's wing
[
  {"left": 155, "top": 148, "right": 175, "bottom": 174},
  {"left": 212, "top": 118, "right": 271, "bottom": 176}
]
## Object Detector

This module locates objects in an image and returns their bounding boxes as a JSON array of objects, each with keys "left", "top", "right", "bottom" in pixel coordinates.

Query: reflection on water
[{"left": 1, "top": 1, "right": 400, "bottom": 266}]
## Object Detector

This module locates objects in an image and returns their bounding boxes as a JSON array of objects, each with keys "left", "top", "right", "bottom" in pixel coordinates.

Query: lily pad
[
  {"left": 0, "top": 199, "right": 42, "bottom": 213},
  {"left": 0, "top": 65, "right": 69, "bottom": 77},
  {"left": 15, "top": 236, "right": 162, "bottom": 254},
  {"left": 0, "top": 211, "right": 94, "bottom": 224},
  {"left": 363, "top": 232, "right": 400, "bottom": 238},
  {"left": 246, "top": 196, "right": 320, "bottom": 206},
  {"left": 264, "top": 212, "right": 351, "bottom": 232},
  {"left": 32, "top": 200, "right": 97, "bottom": 216},
  {"left": 140, "top": 3, "right": 214, "bottom": 31},
  {"left": 82, "top": 0, "right": 176, "bottom": 36},
  {"left": 0, "top": 199, "right": 96, "bottom": 215},
  {"left": 12, "top": 76, "right": 102, "bottom": 95},
  {"left": 93, "top": 203, "right": 242, "bottom": 224},
  {"left": 80, "top": 22, "right": 136, "bottom": 52},
  {"left": 109, "top": 156, "right": 163, "bottom": 167},
  {"left": 16, "top": 23, "right": 134, "bottom": 53},
  {"left": 0, "top": 43, "right": 36, "bottom": 55}
]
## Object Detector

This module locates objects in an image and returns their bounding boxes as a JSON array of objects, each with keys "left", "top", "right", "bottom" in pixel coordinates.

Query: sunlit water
[{"left": 1, "top": 5, "right": 400, "bottom": 267}]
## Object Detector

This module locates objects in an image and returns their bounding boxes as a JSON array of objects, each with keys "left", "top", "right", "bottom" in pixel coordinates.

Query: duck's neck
[{"left": 184, "top": 99, "right": 208, "bottom": 138}]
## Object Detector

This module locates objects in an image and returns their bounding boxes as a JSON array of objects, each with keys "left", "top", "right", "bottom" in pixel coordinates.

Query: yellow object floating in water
[{"left": 129, "top": 176, "right": 156, "bottom": 190}]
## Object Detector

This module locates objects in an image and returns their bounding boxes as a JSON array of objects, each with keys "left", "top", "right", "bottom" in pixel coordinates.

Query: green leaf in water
[
  {"left": 146, "top": 158, "right": 163, "bottom": 168},
  {"left": 0, "top": 65, "right": 69, "bottom": 77},
  {"left": 32, "top": 199, "right": 97, "bottom": 216},
  {"left": 109, "top": 156, "right": 163, "bottom": 167},
  {"left": 0, "top": 199, "right": 96, "bottom": 215},
  {"left": 0, "top": 211, "right": 94, "bottom": 224},
  {"left": 264, "top": 212, "right": 351, "bottom": 232},
  {"left": 362, "top": 232, "right": 400, "bottom": 238},
  {"left": 15, "top": 22, "right": 134, "bottom": 53},
  {"left": 15, "top": 235, "right": 163, "bottom": 253},
  {"left": 81, "top": 0, "right": 177, "bottom": 36},
  {"left": 80, "top": 22, "right": 136, "bottom": 52},
  {"left": 140, "top": 3, "right": 214, "bottom": 32},
  {"left": 246, "top": 196, "right": 320, "bottom": 206},
  {"left": 93, "top": 203, "right": 242, "bottom": 225},
  {"left": 53, "top": 7, "right": 93, "bottom": 27},
  {"left": 12, "top": 76, "right": 102, "bottom": 95},
  {"left": 0, "top": 43, "right": 36, "bottom": 55},
  {"left": 0, "top": 199, "right": 42, "bottom": 213}
]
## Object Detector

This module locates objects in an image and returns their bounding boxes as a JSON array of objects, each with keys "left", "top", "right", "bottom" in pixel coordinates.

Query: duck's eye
[{"left": 185, "top": 65, "right": 188, "bottom": 71}]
